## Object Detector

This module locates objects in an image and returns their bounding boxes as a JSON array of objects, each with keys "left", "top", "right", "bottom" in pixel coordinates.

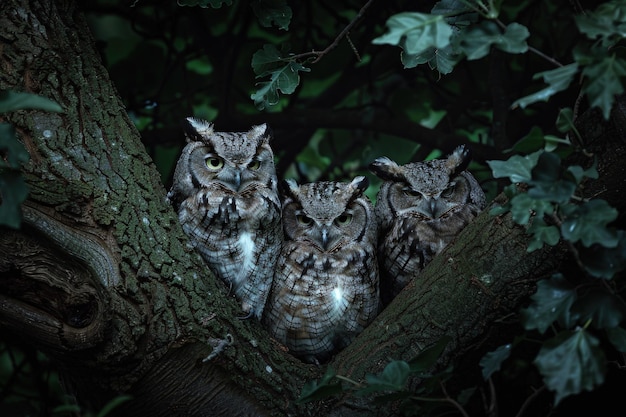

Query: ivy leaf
[
  {"left": 575, "top": 2, "right": 626, "bottom": 48},
  {"left": 408, "top": 335, "right": 451, "bottom": 373},
  {"left": 560, "top": 200, "right": 619, "bottom": 248},
  {"left": 567, "top": 160, "right": 598, "bottom": 185},
  {"left": 251, "top": 0, "right": 292, "bottom": 30},
  {"left": 534, "top": 329, "right": 606, "bottom": 405},
  {"left": 0, "top": 90, "right": 63, "bottom": 114},
  {"left": 508, "top": 193, "right": 554, "bottom": 225},
  {"left": 527, "top": 219, "right": 560, "bottom": 252},
  {"left": 372, "top": 12, "right": 453, "bottom": 55},
  {"left": 571, "top": 289, "right": 625, "bottom": 329},
  {"left": 250, "top": 44, "right": 310, "bottom": 110},
  {"left": 487, "top": 150, "right": 541, "bottom": 183},
  {"left": 460, "top": 21, "right": 528, "bottom": 61},
  {"left": 521, "top": 274, "right": 577, "bottom": 333},
  {"left": 357, "top": 360, "right": 411, "bottom": 395},
  {"left": 528, "top": 151, "right": 576, "bottom": 204},
  {"left": 511, "top": 63, "right": 578, "bottom": 109},
  {"left": 480, "top": 344, "right": 512, "bottom": 380},
  {"left": 579, "top": 230, "right": 626, "bottom": 279},
  {"left": 297, "top": 367, "right": 342, "bottom": 403},
  {"left": 580, "top": 52, "right": 626, "bottom": 119},
  {"left": 0, "top": 170, "right": 29, "bottom": 229},
  {"left": 402, "top": 44, "right": 461, "bottom": 74}
]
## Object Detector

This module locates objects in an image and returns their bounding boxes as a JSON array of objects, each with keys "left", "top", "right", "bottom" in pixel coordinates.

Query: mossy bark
[{"left": 1, "top": 1, "right": 624, "bottom": 417}]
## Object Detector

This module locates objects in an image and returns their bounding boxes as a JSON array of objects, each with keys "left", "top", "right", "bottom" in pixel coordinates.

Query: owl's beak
[
  {"left": 429, "top": 199, "right": 438, "bottom": 217},
  {"left": 417, "top": 197, "right": 445, "bottom": 219},
  {"left": 233, "top": 171, "right": 242, "bottom": 191},
  {"left": 321, "top": 228, "right": 329, "bottom": 250}
]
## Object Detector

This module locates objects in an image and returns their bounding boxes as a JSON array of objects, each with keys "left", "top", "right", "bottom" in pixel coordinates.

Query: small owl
[
  {"left": 263, "top": 177, "right": 379, "bottom": 364},
  {"left": 369, "top": 146, "right": 486, "bottom": 305},
  {"left": 166, "top": 118, "right": 282, "bottom": 319}
]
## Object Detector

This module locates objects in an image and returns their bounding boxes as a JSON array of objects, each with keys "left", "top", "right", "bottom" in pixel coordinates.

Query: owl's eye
[
  {"left": 441, "top": 183, "right": 456, "bottom": 198},
  {"left": 205, "top": 156, "right": 224, "bottom": 170},
  {"left": 335, "top": 213, "right": 353, "bottom": 226},
  {"left": 248, "top": 159, "right": 261, "bottom": 170},
  {"left": 296, "top": 214, "right": 313, "bottom": 226},
  {"left": 402, "top": 187, "right": 421, "bottom": 198}
]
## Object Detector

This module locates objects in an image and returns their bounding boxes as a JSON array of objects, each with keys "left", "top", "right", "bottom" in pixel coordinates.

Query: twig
[
  {"left": 287, "top": 0, "right": 375, "bottom": 64},
  {"left": 202, "top": 333, "right": 234, "bottom": 362}
]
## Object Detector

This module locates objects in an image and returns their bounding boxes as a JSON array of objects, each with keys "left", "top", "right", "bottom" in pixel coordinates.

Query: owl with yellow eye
[{"left": 167, "top": 118, "right": 282, "bottom": 319}]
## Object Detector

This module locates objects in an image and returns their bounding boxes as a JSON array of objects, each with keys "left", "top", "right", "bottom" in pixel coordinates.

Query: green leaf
[
  {"left": 460, "top": 21, "right": 528, "bottom": 61},
  {"left": 372, "top": 12, "right": 453, "bottom": 55},
  {"left": 560, "top": 200, "right": 619, "bottom": 248},
  {"left": 571, "top": 289, "right": 625, "bottom": 329},
  {"left": 480, "top": 344, "right": 512, "bottom": 380},
  {"left": 250, "top": 45, "right": 310, "bottom": 110},
  {"left": 407, "top": 335, "right": 451, "bottom": 373},
  {"left": 556, "top": 107, "right": 577, "bottom": 133},
  {"left": 512, "top": 63, "right": 578, "bottom": 109},
  {"left": 509, "top": 193, "right": 554, "bottom": 225},
  {"left": 521, "top": 275, "right": 577, "bottom": 333},
  {"left": 606, "top": 326, "right": 626, "bottom": 352},
  {"left": 575, "top": 2, "right": 626, "bottom": 48},
  {"left": 528, "top": 151, "right": 576, "bottom": 204},
  {"left": 527, "top": 219, "right": 560, "bottom": 252},
  {"left": 297, "top": 367, "right": 343, "bottom": 403},
  {"left": 567, "top": 160, "right": 598, "bottom": 185},
  {"left": 402, "top": 44, "right": 461, "bottom": 74},
  {"left": 0, "top": 170, "right": 29, "bottom": 229},
  {"left": 508, "top": 126, "right": 545, "bottom": 153},
  {"left": 579, "top": 230, "right": 626, "bottom": 279},
  {"left": 534, "top": 329, "right": 606, "bottom": 405},
  {"left": 251, "top": 0, "right": 292, "bottom": 30},
  {"left": 487, "top": 150, "right": 541, "bottom": 183},
  {"left": 358, "top": 361, "right": 411, "bottom": 394},
  {"left": 0, "top": 123, "right": 29, "bottom": 168},
  {"left": 0, "top": 90, "right": 63, "bottom": 114},
  {"left": 580, "top": 52, "right": 626, "bottom": 119}
]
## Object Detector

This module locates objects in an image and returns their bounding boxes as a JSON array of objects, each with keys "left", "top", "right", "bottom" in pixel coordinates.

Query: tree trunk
[{"left": 1, "top": 1, "right": 624, "bottom": 416}]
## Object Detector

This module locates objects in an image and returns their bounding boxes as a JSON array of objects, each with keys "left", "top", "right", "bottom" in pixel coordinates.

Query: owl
[
  {"left": 263, "top": 177, "right": 379, "bottom": 364},
  {"left": 369, "top": 146, "right": 486, "bottom": 305},
  {"left": 166, "top": 117, "right": 282, "bottom": 319}
]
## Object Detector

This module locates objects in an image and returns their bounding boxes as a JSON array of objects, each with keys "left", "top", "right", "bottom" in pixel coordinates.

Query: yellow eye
[
  {"left": 296, "top": 214, "right": 313, "bottom": 226},
  {"left": 248, "top": 160, "right": 261, "bottom": 170},
  {"left": 335, "top": 213, "right": 353, "bottom": 226},
  {"left": 205, "top": 156, "right": 224, "bottom": 170}
]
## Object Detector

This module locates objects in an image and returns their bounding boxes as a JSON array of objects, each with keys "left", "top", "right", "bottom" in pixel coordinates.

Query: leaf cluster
[
  {"left": 483, "top": 111, "right": 626, "bottom": 404},
  {"left": 297, "top": 337, "right": 472, "bottom": 415}
]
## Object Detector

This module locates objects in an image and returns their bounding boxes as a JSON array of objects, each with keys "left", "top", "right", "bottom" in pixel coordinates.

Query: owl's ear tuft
[
  {"left": 184, "top": 117, "right": 214, "bottom": 142},
  {"left": 279, "top": 178, "right": 300, "bottom": 199},
  {"left": 446, "top": 145, "right": 471, "bottom": 176},
  {"left": 349, "top": 176, "right": 369, "bottom": 195},
  {"left": 369, "top": 157, "right": 405, "bottom": 182},
  {"left": 247, "top": 123, "right": 270, "bottom": 142}
]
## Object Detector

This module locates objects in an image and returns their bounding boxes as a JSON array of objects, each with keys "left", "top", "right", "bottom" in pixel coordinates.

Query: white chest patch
[{"left": 238, "top": 232, "right": 256, "bottom": 278}]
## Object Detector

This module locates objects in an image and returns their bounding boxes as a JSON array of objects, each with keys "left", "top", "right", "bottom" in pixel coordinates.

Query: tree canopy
[{"left": 1, "top": 0, "right": 626, "bottom": 416}]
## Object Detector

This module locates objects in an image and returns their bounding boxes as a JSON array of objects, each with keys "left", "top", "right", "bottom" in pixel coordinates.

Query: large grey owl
[
  {"left": 263, "top": 177, "right": 379, "bottom": 364},
  {"left": 166, "top": 118, "right": 282, "bottom": 319},
  {"left": 369, "top": 146, "right": 486, "bottom": 305}
]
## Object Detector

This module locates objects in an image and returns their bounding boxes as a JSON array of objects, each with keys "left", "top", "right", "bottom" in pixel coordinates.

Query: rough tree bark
[{"left": 0, "top": 1, "right": 624, "bottom": 417}]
